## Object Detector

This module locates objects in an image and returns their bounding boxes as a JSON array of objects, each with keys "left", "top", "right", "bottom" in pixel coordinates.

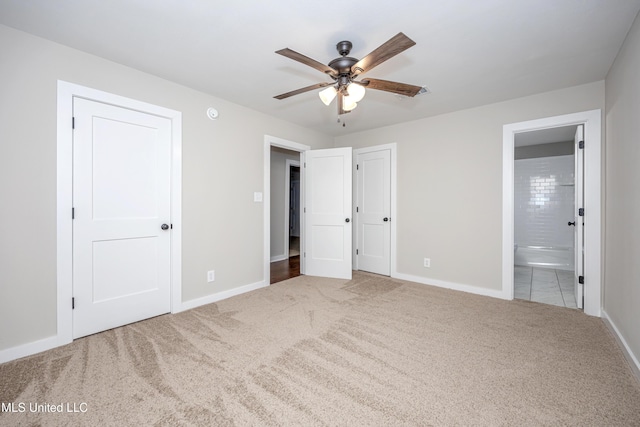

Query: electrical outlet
[
  {"left": 423, "top": 258, "right": 431, "bottom": 268},
  {"left": 207, "top": 270, "right": 215, "bottom": 282}
]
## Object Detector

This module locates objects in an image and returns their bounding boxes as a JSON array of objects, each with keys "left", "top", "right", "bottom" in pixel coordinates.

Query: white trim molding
[
  {"left": 179, "top": 280, "right": 269, "bottom": 312},
  {"left": 270, "top": 254, "right": 288, "bottom": 263},
  {"left": 0, "top": 335, "right": 63, "bottom": 364},
  {"left": 502, "top": 110, "right": 602, "bottom": 316},
  {"left": 394, "top": 272, "right": 507, "bottom": 300},
  {"left": 602, "top": 310, "right": 640, "bottom": 382}
]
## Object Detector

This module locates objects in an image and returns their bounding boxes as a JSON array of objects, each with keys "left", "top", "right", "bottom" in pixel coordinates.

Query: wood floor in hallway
[{"left": 270, "top": 255, "right": 300, "bottom": 284}]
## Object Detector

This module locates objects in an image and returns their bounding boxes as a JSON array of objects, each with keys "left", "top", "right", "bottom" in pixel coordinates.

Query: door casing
[
  {"left": 57, "top": 81, "right": 183, "bottom": 347},
  {"left": 264, "top": 136, "right": 310, "bottom": 282},
  {"left": 502, "top": 110, "right": 601, "bottom": 316}
]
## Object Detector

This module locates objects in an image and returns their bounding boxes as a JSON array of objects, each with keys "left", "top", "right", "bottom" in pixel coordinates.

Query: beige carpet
[{"left": 1, "top": 272, "right": 639, "bottom": 426}]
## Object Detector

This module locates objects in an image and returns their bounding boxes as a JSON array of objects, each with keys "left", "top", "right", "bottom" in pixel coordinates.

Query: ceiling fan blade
[
  {"left": 361, "top": 78, "right": 422, "bottom": 97},
  {"left": 274, "top": 82, "right": 333, "bottom": 100},
  {"left": 351, "top": 32, "right": 416, "bottom": 76},
  {"left": 276, "top": 48, "right": 338, "bottom": 77}
]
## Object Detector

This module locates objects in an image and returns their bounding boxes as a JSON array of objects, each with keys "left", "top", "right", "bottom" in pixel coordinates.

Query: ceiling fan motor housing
[
  {"left": 328, "top": 56, "right": 358, "bottom": 75},
  {"left": 328, "top": 40, "right": 359, "bottom": 76}
]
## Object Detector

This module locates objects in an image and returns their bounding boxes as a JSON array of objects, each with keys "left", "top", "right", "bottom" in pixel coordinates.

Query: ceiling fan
[{"left": 274, "top": 32, "right": 422, "bottom": 115}]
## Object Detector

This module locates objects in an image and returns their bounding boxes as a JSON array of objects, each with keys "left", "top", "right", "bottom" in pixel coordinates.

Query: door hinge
[
  {"left": 72, "top": 207, "right": 75, "bottom": 219},
  {"left": 579, "top": 208, "right": 584, "bottom": 217},
  {"left": 357, "top": 164, "right": 359, "bottom": 170},
  {"left": 72, "top": 297, "right": 75, "bottom": 309},
  {"left": 170, "top": 224, "right": 173, "bottom": 229},
  {"left": 304, "top": 162, "right": 306, "bottom": 168},
  {"left": 304, "top": 207, "right": 306, "bottom": 213},
  {"left": 578, "top": 276, "right": 584, "bottom": 284},
  {"left": 72, "top": 117, "right": 75, "bottom": 129},
  {"left": 356, "top": 249, "right": 359, "bottom": 255},
  {"left": 579, "top": 140, "right": 584, "bottom": 149},
  {"left": 356, "top": 206, "right": 359, "bottom": 213},
  {"left": 303, "top": 252, "right": 306, "bottom": 258}
]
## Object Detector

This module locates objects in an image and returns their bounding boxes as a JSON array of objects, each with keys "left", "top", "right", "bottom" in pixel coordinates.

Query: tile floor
[{"left": 514, "top": 266, "right": 578, "bottom": 309}]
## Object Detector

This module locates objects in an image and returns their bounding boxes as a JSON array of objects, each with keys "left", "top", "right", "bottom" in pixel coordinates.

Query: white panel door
[
  {"left": 73, "top": 97, "right": 172, "bottom": 338},
  {"left": 574, "top": 125, "right": 584, "bottom": 309},
  {"left": 357, "top": 149, "right": 391, "bottom": 275},
  {"left": 304, "top": 147, "right": 352, "bottom": 279}
]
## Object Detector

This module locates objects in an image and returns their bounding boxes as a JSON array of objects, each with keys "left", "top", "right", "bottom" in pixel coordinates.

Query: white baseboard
[
  {"left": 177, "top": 280, "right": 269, "bottom": 312},
  {"left": 601, "top": 310, "right": 640, "bottom": 383},
  {"left": 270, "top": 254, "right": 287, "bottom": 263},
  {"left": 0, "top": 334, "right": 67, "bottom": 365},
  {"left": 392, "top": 272, "right": 508, "bottom": 300},
  {"left": 0, "top": 280, "right": 269, "bottom": 365}
]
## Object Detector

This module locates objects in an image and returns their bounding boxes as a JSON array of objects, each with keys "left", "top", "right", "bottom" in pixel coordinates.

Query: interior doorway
[
  {"left": 270, "top": 146, "right": 301, "bottom": 283},
  {"left": 263, "top": 136, "right": 354, "bottom": 285},
  {"left": 512, "top": 125, "right": 579, "bottom": 309},
  {"left": 502, "top": 110, "right": 601, "bottom": 317}
]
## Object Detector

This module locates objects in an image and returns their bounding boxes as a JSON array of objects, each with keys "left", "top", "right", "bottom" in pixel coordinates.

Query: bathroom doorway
[
  {"left": 513, "top": 125, "right": 579, "bottom": 308},
  {"left": 502, "top": 110, "right": 601, "bottom": 316}
]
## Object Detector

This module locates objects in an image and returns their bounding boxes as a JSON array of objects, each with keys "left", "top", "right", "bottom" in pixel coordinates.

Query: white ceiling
[{"left": 1, "top": 0, "right": 639, "bottom": 136}]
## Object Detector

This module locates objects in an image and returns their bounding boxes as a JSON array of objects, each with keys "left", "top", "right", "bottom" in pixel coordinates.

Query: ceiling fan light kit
[
  {"left": 274, "top": 32, "right": 423, "bottom": 117},
  {"left": 319, "top": 86, "right": 337, "bottom": 105}
]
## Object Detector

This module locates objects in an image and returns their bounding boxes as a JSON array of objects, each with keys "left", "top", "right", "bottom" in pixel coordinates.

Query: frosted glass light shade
[
  {"left": 319, "top": 86, "right": 337, "bottom": 105},
  {"left": 345, "top": 84, "right": 366, "bottom": 102},
  {"left": 343, "top": 99, "right": 358, "bottom": 111}
]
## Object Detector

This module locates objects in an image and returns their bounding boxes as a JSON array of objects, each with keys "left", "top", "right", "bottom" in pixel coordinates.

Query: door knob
[
  {"left": 568, "top": 221, "right": 575, "bottom": 226},
  {"left": 161, "top": 223, "right": 170, "bottom": 230},
  {"left": 345, "top": 218, "right": 350, "bottom": 223},
  {"left": 383, "top": 217, "right": 389, "bottom": 222}
]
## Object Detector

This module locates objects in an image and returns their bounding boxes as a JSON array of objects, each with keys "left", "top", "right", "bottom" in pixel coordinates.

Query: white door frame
[
  {"left": 352, "top": 143, "right": 397, "bottom": 276},
  {"left": 57, "top": 81, "right": 182, "bottom": 347},
  {"left": 264, "top": 135, "right": 310, "bottom": 282},
  {"left": 284, "top": 159, "right": 300, "bottom": 259},
  {"left": 502, "top": 110, "right": 601, "bottom": 316}
]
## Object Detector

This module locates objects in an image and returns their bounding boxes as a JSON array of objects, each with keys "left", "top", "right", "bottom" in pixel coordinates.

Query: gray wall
[
  {"left": 515, "top": 141, "right": 574, "bottom": 160},
  {"left": 270, "top": 147, "right": 300, "bottom": 260},
  {"left": 604, "top": 11, "right": 640, "bottom": 366},
  {"left": 0, "top": 25, "right": 332, "bottom": 351},
  {"left": 335, "top": 81, "right": 604, "bottom": 292}
]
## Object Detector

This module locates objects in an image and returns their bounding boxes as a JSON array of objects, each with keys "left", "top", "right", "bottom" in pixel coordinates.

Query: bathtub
[{"left": 514, "top": 246, "right": 574, "bottom": 271}]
